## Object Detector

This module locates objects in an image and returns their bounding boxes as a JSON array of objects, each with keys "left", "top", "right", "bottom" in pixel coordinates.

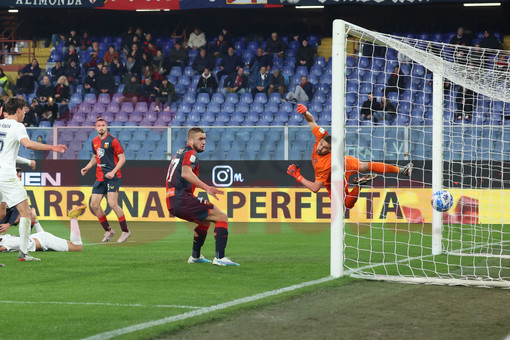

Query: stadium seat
[
  {"left": 295, "top": 66, "right": 308, "bottom": 76},
  {"left": 135, "top": 102, "right": 148, "bottom": 113},
  {"left": 222, "top": 92, "right": 238, "bottom": 104},
  {"left": 197, "top": 93, "right": 210, "bottom": 104},
  {"left": 274, "top": 111, "right": 289, "bottom": 125},
  {"left": 240, "top": 93, "right": 253, "bottom": 105},
  {"left": 83, "top": 93, "right": 96, "bottom": 104},
  {"left": 215, "top": 112, "right": 230, "bottom": 125},
  {"left": 254, "top": 92, "right": 267, "bottom": 104},
  {"left": 231, "top": 111, "right": 245, "bottom": 124},
  {"left": 244, "top": 112, "right": 259, "bottom": 126},
  {"left": 238, "top": 103, "right": 250, "bottom": 114}
]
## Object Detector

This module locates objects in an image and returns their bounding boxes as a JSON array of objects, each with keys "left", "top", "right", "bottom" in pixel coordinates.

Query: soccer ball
[{"left": 431, "top": 190, "right": 454, "bottom": 212}]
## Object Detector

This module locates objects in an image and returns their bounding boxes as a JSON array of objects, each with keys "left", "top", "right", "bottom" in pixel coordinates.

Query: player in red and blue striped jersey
[
  {"left": 166, "top": 127, "right": 239, "bottom": 266},
  {"left": 81, "top": 117, "right": 131, "bottom": 243}
]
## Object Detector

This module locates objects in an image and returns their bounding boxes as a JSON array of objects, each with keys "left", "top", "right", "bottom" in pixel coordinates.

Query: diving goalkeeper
[{"left": 286, "top": 104, "right": 413, "bottom": 209}]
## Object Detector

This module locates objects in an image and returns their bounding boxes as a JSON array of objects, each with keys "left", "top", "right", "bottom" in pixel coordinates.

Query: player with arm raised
[
  {"left": 0, "top": 98, "right": 67, "bottom": 261},
  {"left": 286, "top": 103, "right": 413, "bottom": 209},
  {"left": 81, "top": 117, "right": 130, "bottom": 243},
  {"left": 166, "top": 127, "right": 239, "bottom": 266}
]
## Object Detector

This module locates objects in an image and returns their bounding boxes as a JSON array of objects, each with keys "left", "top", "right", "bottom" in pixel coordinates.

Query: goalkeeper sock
[
  {"left": 33, "top": 221, "right": 44, "bottom": 233},
  {"left": 368, "top": 162, "right": 400, "bottom": 174},
  {"left": 214, "top": 222, "right": 229, "bottom": 259},
  {"left": 70, "top": 218, "right": 82, "bottom": 245},
  {"left": 98, "top": 215, "right": 111, "bottom": 231},
  {"left": 192, "top": 225, "right": 209, "bottom": 258},
  {"left": 345, "top": 186, "right": 361, "bottom": 209}
]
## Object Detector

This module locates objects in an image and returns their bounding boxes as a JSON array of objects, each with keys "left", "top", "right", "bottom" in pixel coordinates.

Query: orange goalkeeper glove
[
  {"left": 287, "top": 164, "right": 303, "bottom": 183},
  {"left": 296, "top": 103, "right": 307, "bottom": 114}
]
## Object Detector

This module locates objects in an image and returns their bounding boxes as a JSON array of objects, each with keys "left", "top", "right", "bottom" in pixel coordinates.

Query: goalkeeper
[{"left": 286, "top": 104, "right": 413, "bottom": 209}]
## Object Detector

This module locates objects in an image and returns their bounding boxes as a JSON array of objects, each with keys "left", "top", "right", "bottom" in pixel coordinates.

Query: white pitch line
[
  {"left": 0, "top": 300, "right": 201, "bottom": 309},
  {"left": 82, "top": 276, "right": 336, "bottom": 340}
]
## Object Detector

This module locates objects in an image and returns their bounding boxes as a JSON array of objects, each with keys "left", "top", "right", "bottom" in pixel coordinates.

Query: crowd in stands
[{"left": 0, "top": 25, "right": 506, "bottom": 129}]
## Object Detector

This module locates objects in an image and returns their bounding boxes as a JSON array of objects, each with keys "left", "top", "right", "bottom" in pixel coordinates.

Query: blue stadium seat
[
  {"left": 274, "top": 111, "right": 289, "bottom": 125},
  {"left": 225, "top": 93, "right": 239, "bottom": 104},
  {"left": 240, "top": 93, "right": 253, "bottom": 105}
]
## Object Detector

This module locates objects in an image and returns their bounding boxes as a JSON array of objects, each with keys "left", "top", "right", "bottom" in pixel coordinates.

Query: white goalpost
[{"left": 331, "top": 19, "right": 510, "bottom": 288}]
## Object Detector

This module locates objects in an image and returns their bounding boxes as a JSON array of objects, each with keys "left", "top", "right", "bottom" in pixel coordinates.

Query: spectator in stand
[
  {"left": 192, "top": 48, "right": 214, "bottom": 75},
  {"left": 83, "top": 68, "right": 98, "bottom": 95},
  {"left": 210, "top": 33, "right": 229, "bottom": 58},
  {"left": 79, "top": 31, "right": 92, "bottom": 51},
  {"left": 65, "top": 60, "right": 81, "bottom": 85},
  {"left": 217, "top": 47, "right": 243, "bottom": 79},
  {"left": 150, "top": 64, "right": 164, "bottom": 83},
  {"left": 295, "top": 38, "right": 315, "bottom": 71},
  {"left": 398, "top": 51, "right": 412, "bottom": 65},
  {"left": 65, "top": 29, "right": 79, "bottom": 48},
  {"left": 54, "top": 75, "right": 70, "bottom": 103},
  {"left": 494, "top": 55, "right": 508, "bottom": 72},
  {"left": 468, "top": 44, "right": 484, "bottom": 67},
  {"left": 456, "top": 86, "right": 475, "bottom": 122},
  {"left": 155, "top": 77, "right": 176, "bottom": 107},
  {"left": 219, "top": 28, "right": 232, "bottom": 46},
  {"left": 384, "top": 65, "right": 406, "bottom": 97},
  {"left": 251, "top": 65, "right": 270, "bottom": 97},
  {"left": 41, "top": 97, "right": 58, "bottom": 126},
  {"left": 0, "top": 68, "right": 9, "bottom": 96},
  {"left": 128, "top": 43, "right": 142, "bottom": 64},
  {"left": 168, "top": 41, "right": 188, "bottom": 71},
  {"left": 103, "top": 45, "right": 119, "bottom": 66},
  {"left": 142, "top": 33, "right": 154, "bottom": 51},
  {"left": 83, "top": 41, "right": 100, "bottom": 70},
  {"left": 196, "top": 68, "right": 218, "bottom": 97},
  {"left": 20, "top": 58, "right": 41, "bottom": 83},
  {"left": 152, "top": 50, "right": 167, "bottom": 76},
  {"left": 265, "top": 32, "right": 286, "bottom": 59},
  {"left": 109, "top": 57, "right": 126, "bottom": 78},
  {"left": 51, "top": 32, "right": 66, "bottom": 49},
  {"left": 98, "top": 66, "right": 116, "bottom": 95},
  {"left": 360, "top": 92, "right": 380, "bottom": 121},
  {"left": 58, "top": 98, "right": 70, "bottom": 121},
  {"left": 480, "top": 30, "right": 501, "bottom": 49},
  {"left": 453, "top": 44, "right": 469, "bottom": 65},
  {"left": 222, "top": 67, "right": 249, "bottom": 95},
  {"left": 285, "top": 75, "right": 313, "bottom": 103},
  {"left": 134, "top": 27, "right": 144, "bottom": 42},
  {"left": 187, "top": 27, "right": 207, "bottom": 50},
  {"left": 141, "top": 77, "right": 158, "bottom": 104},
  {"left": 63, "top": 44, "right": 79, "bottom": 66},
  {"left": 51, "top": 60, "right": 66, "bottom": 83},
  {"left": 141, "top": 53, "right": 152, "bottom": 71},
  {"left": 121, "top": 75, "right": 141, "bottom": 105},
  {"left": 373, "top": 96, "right": 396, "bottom": 124},
  {"left": 267, "top": 68, "right": 286, "bottom": 97},
  {"left": 248, "top": 47, "right": 273, "bottom": 76},
  {"left": 24, "top": 98, "right": 41, "bottom": 127},
  {"left": 123, "top": 55, "right": 140, "bottom": 84},
  {"left": 36, "top": 76, "right": 55, "bottom": 104},
  {"left": 450, "top": 27, "right": 469, "bottom": 45},
  {"left": 144, "top": 42, "right": 158, "bottom": 59},
  {"left": 121, "top": 26, "right": 135, "bottom": 54},
  {"left": 13, "top": 70, "right": 34, "bottom": 96}
]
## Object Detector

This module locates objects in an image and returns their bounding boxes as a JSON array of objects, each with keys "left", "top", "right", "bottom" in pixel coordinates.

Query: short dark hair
[
  {"left": 187, "top": 127, "right": 205, "bottom": 140},
  {"left": 323, "top": 135, "right": 331, "bottom": 145},
  {"left": 4, "top": 98, "right": 26, "bottom": 115},
  {"left": 95, "top": 116, "right": 107, "bottom": 125}
]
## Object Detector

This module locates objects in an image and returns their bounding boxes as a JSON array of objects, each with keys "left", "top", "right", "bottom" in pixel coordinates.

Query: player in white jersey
[
  {"left": 0, "top": 205, "right": 86, "bottom": 254},
  {"left": 0, "top": 98, "right": 67, "bottom": 261}
]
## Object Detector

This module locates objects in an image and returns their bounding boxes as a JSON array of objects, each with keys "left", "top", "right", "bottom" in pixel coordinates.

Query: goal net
[{"left": 331, "top": 20, "right": 510, "bottom": 287}]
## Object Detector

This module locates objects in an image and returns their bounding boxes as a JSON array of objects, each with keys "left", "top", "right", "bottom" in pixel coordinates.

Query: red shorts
[{"left": 168, "top": 194, "right": 214, "bottom": 222}]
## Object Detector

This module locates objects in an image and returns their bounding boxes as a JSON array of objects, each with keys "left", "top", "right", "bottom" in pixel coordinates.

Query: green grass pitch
[{"left": 2, "top": 220, "right": 509, "bottom": 339}]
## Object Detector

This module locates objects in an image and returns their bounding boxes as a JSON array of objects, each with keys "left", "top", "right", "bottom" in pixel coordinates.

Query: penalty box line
[{"left": 82, "top": 276, "right": 337, "bottom": 340}]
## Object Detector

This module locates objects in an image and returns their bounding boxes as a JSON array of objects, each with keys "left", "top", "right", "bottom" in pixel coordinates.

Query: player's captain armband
[
  {"left": 166, "top": 188, "right": 175, "bottom": 197},
  {"left": 319, "top": 127, "right": 325, "bottom": 134}
]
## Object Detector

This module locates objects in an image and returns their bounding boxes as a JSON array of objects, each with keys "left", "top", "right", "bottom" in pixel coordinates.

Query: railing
[{"left": 0, "top": 39, "right": 36, "bottom": 65}]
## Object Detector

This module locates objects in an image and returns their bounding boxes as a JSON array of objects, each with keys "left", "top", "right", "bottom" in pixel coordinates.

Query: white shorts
[
  {"left": 0, "top": 177, "right": 28, "bottom": 208},
  {"left": 31, "top": 232, "right": 69, "bottom": 252}
]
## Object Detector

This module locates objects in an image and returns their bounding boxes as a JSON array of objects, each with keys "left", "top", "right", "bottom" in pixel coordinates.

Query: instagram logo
[{"left": 212, "top": 165, "right": 234, "bottom": 187}]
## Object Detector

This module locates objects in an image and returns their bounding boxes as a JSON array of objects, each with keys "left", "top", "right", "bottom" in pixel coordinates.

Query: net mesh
[{"left": 339, "top": 22, "right": 510, "bottom": 286}]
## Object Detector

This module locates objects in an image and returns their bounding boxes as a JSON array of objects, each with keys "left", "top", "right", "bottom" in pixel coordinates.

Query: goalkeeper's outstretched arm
[
  {"left": 287, "top": 164, "right": 324, "bottom": 193},
  {"left": 296, "top": 104, "right": 318, "bottom": 131}
]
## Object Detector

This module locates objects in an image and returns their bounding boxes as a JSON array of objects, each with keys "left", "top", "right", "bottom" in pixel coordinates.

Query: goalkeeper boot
[
  {"left": 102, "top": 229, "right": 116, "bottom": 242},
  {"left": 400, "top": 162, "right": 414, "bottom": 177},
  {"left": 67, "top": 205, "right": 87, "bottom": 219},
  {"left": 188, "top": 255, "right": 212, "bottom": 264},
  {"left": 353, "top": 174, "right": 378, "bottom": 186},
  {"left": 213, "top": 257, "right": 240, "bottom": 266}
]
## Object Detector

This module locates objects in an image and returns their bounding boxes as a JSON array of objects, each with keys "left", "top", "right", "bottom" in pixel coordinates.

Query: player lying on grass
[
  {"left": 286, "top": 104, "right": 413, "bottom": 209},
  {"left": 0, "top": 205, "right": 86, "bottom": 255}
]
